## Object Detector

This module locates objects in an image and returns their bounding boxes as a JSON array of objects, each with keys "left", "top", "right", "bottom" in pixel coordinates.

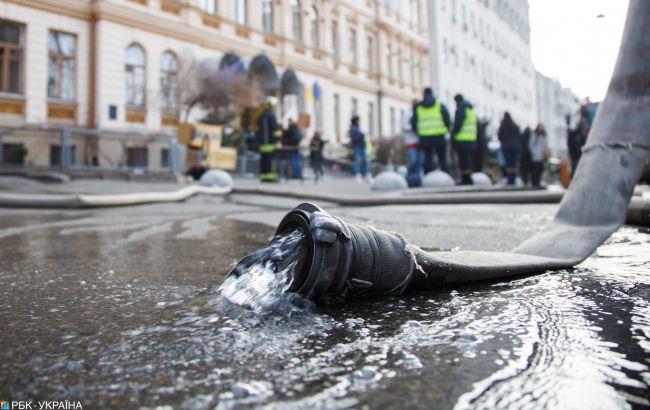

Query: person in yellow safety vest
[
  {"left": 256, "top": 99, "right": 282, "bottom": 182},
  {"left": 451, "top": 94, "right": 478, "bottom": 185},
  {"left": 411, "top": 87, "right": 452, "bottom": 174}
]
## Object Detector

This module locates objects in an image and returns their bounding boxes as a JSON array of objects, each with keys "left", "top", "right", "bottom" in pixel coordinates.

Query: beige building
[{"left": 0, "top": 0, "right": 429, "bottom": 169}]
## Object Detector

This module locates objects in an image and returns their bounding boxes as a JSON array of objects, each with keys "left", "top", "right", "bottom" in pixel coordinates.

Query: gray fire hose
[
  {"left": 229, "top": 1, "right": 650, "bottom": 301},
  {"left": 0, "top": 185, "right": 232, "bottom": 208}
]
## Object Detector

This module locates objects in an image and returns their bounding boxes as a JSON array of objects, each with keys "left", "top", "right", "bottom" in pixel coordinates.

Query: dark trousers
[
  {"left": 311, "top": 157, "right": 323, "bottom": 181},
  {"left": 420, "top": 136, "right": 448, "bottom": 174},
  {"left": 503, "top": 149, "right": 520, "bottom": 185},
  {"left": 531, "top": 161, "right": 544, "bottom": 187},
  {"left": 457, "top": 148, "right": 474, "bottom": 184},
  {"left": 570, "top": 154, "right": 581, "bottom": 178},
  {"left": 520, "top": 155, "right": 532, "bottom": 185}
]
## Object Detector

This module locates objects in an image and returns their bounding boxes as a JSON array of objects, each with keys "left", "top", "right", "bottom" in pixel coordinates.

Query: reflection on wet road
[{"left": 1, "top": 209, "right": 648, "bottom": 409}]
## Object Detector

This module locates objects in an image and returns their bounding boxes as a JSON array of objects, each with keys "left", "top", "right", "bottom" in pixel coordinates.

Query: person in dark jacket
[
  {"left": 529, "top": 123, "right": 549, "bottom": 187},
  {"left": 256, "top": 99, "right": 282, "bottom": 182},
  {"left": 497, "top": 112, "right": 521, "bottom": 185},
  {"left": 451, "top": 94, "right": 478, "bottom": 185},
  {"left": 349, "top": 115, "right": 370, "bottom": 182},
  {"left": 473, "top": 118, "right": 489, "bottom": 173},
  {"left": 282, "top": 119, "right": 303, "bottom": 180},
  {"left": 309, "top": 130, "right": 326, "bottom": 182},
  {"left": 412, "top": 87, "right": 451, "bottom": 174},
  {"left": 568, "top": 107, "right": 590, "bottom": 178},
  {"left": 519, "top": 126, "right": 532, "bottom": 185}
]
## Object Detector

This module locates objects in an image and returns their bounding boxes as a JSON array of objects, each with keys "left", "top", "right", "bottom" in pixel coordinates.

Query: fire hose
[{"left": 228, "top": 0, "right": 650, "bottom": 301}]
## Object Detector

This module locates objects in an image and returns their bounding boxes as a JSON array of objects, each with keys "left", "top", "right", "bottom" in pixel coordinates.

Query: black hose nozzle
[{"left": 274, "top": 203, "right": 415, "bottom": 301}]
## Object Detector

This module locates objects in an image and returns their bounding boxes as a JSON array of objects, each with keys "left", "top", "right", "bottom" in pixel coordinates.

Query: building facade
[
  {"left": 535, "top": 71, "right": 580, "bottom": 156},
  {"left": 427, "top": 0, "right": 537, "bottom": 133},
  {"left": 0, "top": 0, "right": 429, "bottom": 168}
]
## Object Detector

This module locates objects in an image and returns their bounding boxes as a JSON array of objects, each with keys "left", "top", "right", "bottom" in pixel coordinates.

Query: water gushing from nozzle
[{"left": 219, "top": 229, "right": 311, "bottom": 314}]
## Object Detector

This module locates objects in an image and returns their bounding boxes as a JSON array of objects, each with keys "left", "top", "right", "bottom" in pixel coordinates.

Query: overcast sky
[{"left": 528, "top": 0, "right": 629, "bottom": 101}]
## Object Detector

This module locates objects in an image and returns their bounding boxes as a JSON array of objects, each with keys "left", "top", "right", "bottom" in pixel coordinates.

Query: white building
[
  {"left": 0, "top": 0, "right": 429, "bottom": 168},
  {"left": 427, "top": 0, "right": 537, "bottom": 132},
  {"left": 535, "top": 71, "right": 580, "bottom": 156}
]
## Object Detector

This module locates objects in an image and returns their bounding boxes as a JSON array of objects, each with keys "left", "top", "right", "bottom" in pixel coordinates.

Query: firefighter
[{"left": 256, "top": 98, "right": 282, "bottom": 182}]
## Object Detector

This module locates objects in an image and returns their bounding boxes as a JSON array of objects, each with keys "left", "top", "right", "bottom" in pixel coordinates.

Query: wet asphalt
[{"left": 1, "top": 187, "right": 649, "bottom": 409}]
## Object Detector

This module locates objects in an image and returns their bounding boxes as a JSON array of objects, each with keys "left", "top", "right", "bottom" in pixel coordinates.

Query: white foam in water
[{"left": 218, "top": 230, "right": 312, "bottom": 315}]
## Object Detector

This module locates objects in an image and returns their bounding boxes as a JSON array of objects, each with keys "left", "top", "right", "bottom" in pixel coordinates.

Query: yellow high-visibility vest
[
  {"left": 416, "top": 102, "right": 448, "bottom": 136},
  {"left": 455, "top": 107, "right": 477, "bottom": 142}
]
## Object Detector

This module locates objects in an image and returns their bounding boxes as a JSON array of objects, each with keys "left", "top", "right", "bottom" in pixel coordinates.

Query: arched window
[
  {"left": 160, "top": 51, "right": 178, "bottom": 112},
  {"left": 262, "top": 0, "right": 273, "bottom": 33},
  {"left": 125, "top": 44, "right": 145, "bottom": 107},
  {"left": 309, "top": 6, "right": 319, "bottom": 48},
  {"left": 291, "top": 0, "right": 302, "bottom": 41},
  {"left": 235, "top": 0, "right": 247, "bottom": 24}
]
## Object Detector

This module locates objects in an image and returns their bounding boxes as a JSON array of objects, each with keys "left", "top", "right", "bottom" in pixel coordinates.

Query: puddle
[{"left": 1, "top": 211, "right": 648, "bottom": 409}]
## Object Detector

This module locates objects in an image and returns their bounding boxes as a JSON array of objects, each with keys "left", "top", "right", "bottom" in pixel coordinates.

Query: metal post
[{"left": 60, "top": 128, "right": 71, "bottom": 170}]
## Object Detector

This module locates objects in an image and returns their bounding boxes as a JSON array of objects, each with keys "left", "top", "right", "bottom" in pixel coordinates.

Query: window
[
  {"left": 366, "top": 36, "right": 374, "bottom": 72},
  {"left": 471, "top": 11, "right": 476, "bottom": 36},
  {"left": 332, "top": 20, "right": 339, "bottom": 59},
  {"left": 409, "top": 49, "right": 415, "bottom": 85},
  {"left": 160, "top": 148, "right": 169, "bottom": 168},
  {"left": 386, "top": 43, "right": 393, "bottom": 77},
  {"left": 390, "top": 107, "right": 396, "bottom": 135},
  {"left": 0, "top": 20, "right": 24, "bottom": 94},
  {"left": 334, "top": 93, "right": 340, "bottom": 137},
  {"left": 3, "top": 143, "right": 27, "bottom": 164},
  {"left": 50, "top": 144, "right": 76, "bottom": 166},
  {"left": 451, "top": 0, "right": 457, "bottom": 23},
  {"left": 235, "top": 0, "right": 247, "bottom": 24},
  {"left": 442, "top": 38, "right": 449, "bottom": 63},
  {"left": 291, "top": 0, "right": 302, "bottom": 41},
  {"left": 349, "top": 28, "right": 357, "bottom": 66},
  {"left": 200, "top": 0, "right": 216, "bottom": 14},
  {"left": 160, "top": 51, "right": 178, "bottom": 112},
  {"left": 309, "top": 6, "right": 319, "bottom": 48},
  {"left": 125, "top": 44, "right": 146, "bottom": 107},
  {"left": 126, "top": 147, "right": 148, "bottom": 168},
  {"left": 397, "top": 49, "right": 402, "bottom": 80},
  {"left": 410, "top": 0, "right": 419, "bottom": 25},
  {"left": 368, "top": 102, "right": 374, "bottom": 136},
  {"left": 461, "top": 4, "right": 467, "bottom": 30},
  {"left": 262, "top": 0, "right": 273, "bottom": 33},
  {"left": 351, "top": 97, "right": 358, "bottom": 116},
  {"left": 48, "top": 31, "right": 76, "bottom": 100}
]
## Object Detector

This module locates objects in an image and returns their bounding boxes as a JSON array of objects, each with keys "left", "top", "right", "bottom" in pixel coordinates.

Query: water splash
[{"left": 218, "top": 229, "right": 312, "bottom": 315}]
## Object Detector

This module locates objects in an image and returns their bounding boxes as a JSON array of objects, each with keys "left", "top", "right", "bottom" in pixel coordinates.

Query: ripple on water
[{"left": 4, "top": 226, "right": 649, "bottom": 409}]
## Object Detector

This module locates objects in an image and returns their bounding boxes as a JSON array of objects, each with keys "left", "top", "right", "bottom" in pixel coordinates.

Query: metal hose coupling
[{"left": 274, "top": 203, "right": 415, "bottom": 301}]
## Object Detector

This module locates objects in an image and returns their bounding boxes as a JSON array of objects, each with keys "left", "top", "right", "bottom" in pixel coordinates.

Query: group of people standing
[
  {"left": 401, "top": 87, "right": 480, "bottom": 186},
  {"left": 402, "top": 87, "right": 555, "bottom": 188},
  {"left": 499, "top": 118, "right": 549, "bottom": 187},
  {"left": 255, "top": 99, "right": 325, "bottom": 183}
]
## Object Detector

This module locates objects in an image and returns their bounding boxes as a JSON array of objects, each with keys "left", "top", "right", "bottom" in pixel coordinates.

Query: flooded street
[{"left": 1, "top": 200, "right": 649, "bottom": 409}]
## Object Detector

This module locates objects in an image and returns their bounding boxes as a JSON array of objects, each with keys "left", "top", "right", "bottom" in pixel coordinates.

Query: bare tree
[{"left": 177, "top": 52, "right": 262, "bottom": 123}]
